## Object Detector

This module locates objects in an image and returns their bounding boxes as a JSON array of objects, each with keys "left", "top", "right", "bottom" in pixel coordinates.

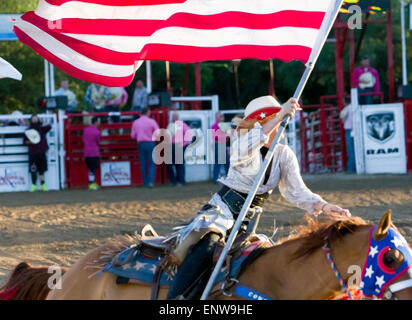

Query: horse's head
[{"left": 360, "top": 210, "right": 412, "bottom": 300}]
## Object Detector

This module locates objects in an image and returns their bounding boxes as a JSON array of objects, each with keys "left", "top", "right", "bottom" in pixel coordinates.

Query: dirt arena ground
[{"left": 1, "top": 173, "right": 412, "bottom": 285}]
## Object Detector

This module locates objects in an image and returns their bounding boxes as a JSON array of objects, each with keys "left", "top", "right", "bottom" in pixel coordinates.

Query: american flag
[{"left": 14, "top": 0, "right": 341, "bottom": 87}]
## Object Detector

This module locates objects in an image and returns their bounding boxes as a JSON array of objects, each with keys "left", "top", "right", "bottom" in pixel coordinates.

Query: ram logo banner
[
  {"left": 101, "top": 162, "right": 131, "bottom": 187},
  {"left": 366, "top": 113, "right": 395, "bottom": 144}
]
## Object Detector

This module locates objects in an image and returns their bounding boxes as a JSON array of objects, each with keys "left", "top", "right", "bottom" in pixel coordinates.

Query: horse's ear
[{"left": 373, "top": 210, "right": 392, "bottom": 241}]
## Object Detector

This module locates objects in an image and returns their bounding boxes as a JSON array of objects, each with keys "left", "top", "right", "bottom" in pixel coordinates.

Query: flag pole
[{"left": 200, "top": 0, "right": 344, "bottom": 300}]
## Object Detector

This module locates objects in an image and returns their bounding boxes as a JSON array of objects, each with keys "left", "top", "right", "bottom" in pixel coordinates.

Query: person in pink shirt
[
  {"left": 211, "top": 112, "right": 230, "bottom": 184},
  {"left": 166, "top": 112, "right": 193, "bottom": 186},
  {"left": 351, "top": 56, "right": 380, "bottom": 105},
  {"left": 83, "top": 117, "right": 101, "bottom": 190},
  {"left": 130, "top": 108, "right": 160, "bottom": 188}
]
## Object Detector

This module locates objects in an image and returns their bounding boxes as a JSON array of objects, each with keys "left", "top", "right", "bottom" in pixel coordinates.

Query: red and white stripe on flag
[{"left": 14, "top": 0, "right": 336, "bottom": 87}]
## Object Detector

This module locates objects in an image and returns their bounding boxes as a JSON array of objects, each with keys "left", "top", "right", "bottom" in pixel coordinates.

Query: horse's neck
[{"left": 238, "top": 225, "right": 371, "bottom": 300}]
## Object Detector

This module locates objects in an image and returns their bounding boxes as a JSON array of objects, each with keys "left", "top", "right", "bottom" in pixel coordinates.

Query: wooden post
[
  {"left": 387, "top": 0, "right": 395, "bottom": 102},
  {"left": 165, "top": 61, "right": 171, "bottom": 93},
  {"left": 194, "top": 62, "right": 202, "bottom": 109},
  {"left": 349, "top": 29, "right": 355, "bottom": 88},
  {"left": 269, "top": 59, "right": 275, "bottom": 96},
  {"left": 183, "top": 64, "right": 189, "bottom": 97},
  {"left": 335, "top": 27, "right": 345, "bottom": 111}
]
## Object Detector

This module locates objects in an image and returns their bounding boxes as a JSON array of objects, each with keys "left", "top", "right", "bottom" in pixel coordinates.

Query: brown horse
[{"left": 2, "top": 211, "right": 412, "bottom": 300}]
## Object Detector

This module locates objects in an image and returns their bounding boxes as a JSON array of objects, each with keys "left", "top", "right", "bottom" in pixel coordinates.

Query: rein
[
  {"left": 218, "top": 225, "right": 412, "bottom": 300},
  {"left": 323, "top": 242, "right": 353, "bottom": 300},
  {"left": 219, "top": 236, "right": 357, "bottom": 300}
]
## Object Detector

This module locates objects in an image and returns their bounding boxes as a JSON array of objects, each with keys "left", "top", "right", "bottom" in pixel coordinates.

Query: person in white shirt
[
  {"left": 166, "top": 95, "right": 351, "bottom": 299},
  {"left": 54, "top": 79, "right": 77, "bottom": 112},
  {"left": 131, "top": 79, "right": 148, "bottom": 111}
]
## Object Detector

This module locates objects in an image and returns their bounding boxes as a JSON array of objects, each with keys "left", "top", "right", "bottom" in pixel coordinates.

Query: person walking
[
  {"left": 24, "top": 115, "right": 51, "bottom": 192},
  {"left": 83, "top": 117, "right": 101, "bottom": 190},
  {"left": 130, "top": 108, "right": 160, "bottom": 188},
  {"left": 166, "top": 112, "right": 193, "bottom": 186}
]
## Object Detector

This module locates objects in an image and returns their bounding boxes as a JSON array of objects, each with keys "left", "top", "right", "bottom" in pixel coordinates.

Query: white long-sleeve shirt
[
  {"left": 174, "top": 123, "right": 325, "bottom": 242},
  {"left": 218, "top": 122, "right": 324, "bottom": 215}
]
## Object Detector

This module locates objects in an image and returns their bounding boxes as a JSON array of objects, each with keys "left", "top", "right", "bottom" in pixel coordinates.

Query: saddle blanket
[{"left": 101, "top": 237, "right": 273, "bottom": 288}]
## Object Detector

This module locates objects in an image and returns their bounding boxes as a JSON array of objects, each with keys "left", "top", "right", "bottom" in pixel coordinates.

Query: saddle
[
  {"left": 105, "top": 224, "right": 273, "bottom": 300},
  {"left": 110, "top": 225, "right": 178, "bottom": 300}
]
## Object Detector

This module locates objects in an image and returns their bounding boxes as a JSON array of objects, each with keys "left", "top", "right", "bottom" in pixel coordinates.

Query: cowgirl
[{"left": 167, "top": 96, "right": 351, "bottom": 299}]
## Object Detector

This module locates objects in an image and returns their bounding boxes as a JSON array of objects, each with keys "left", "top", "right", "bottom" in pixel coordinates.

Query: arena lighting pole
[{"left": 200, "top": 0, "right": 345, "bottom": 300}]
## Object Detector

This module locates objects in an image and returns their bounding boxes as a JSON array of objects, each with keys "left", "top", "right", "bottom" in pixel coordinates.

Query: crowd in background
[
  {"left": 55, "top": 78, "right": 149, "bottom": 116},
  {"left": 17, "top": 55, "right": 382, "bottom": 191}
]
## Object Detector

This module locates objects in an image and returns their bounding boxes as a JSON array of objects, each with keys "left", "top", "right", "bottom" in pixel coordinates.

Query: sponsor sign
[
  {"left": 361, "top": 104, "right": 407, "bottom": 174},
  {"left": 101, "top": 161, "right": 131, "bottom": 186},
  {"left": 0, "top": 166, "right": 28, "bottom": 192}
]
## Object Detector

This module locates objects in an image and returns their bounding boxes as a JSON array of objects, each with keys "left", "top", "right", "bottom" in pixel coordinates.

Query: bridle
[
  {"left": 383, "top": 269, "right": 412, "bottom": 300},
  {"left": 221, "top": 225, "right": 412, "bottom": 300},
  {"left": 324, "top": 232, "right": 412, "bottom": 300}
]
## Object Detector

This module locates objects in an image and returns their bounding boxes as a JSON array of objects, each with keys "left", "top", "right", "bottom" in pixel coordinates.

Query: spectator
[
  {"left": 131, "top": 79, "right": 148, "bottom": 111},
  {"left": 84, "top": 83, "right": 111, "bottom": 113},
  {"left": 211, "top": 112, "right": 230, "bottom": 184},
  {"left": 83, "top": 117, "right": 101, "bottom": 190},
  {"left": 24, "top": 115, "right": 51, "bottom": 192},
  {"left": 54, "top": 79, "right": 77, "bottom": 112},
  {"left": 105, "top": 87, "right": 128, "bottom": 123},
  {"left": 166, "top": 112, "right": 193, "bottom": 186},
  {"left": 352, "top": 56, "right": 380, "bottom": 105},
  {"left": 340, "top": 100, "right": 356, "bottom": 173},
  {"left": 130, "top": 108, "right": 160, "bottom": 188}
]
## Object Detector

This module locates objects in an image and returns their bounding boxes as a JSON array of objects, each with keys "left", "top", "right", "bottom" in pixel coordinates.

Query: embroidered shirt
[{"left": 218, "top": 123, "right": 324, "bottom": 214}]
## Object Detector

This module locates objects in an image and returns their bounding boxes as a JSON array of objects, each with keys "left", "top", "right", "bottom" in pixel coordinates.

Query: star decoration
[
  {"left": 365, "top": 265, "right": 374, "bottom": 278},
  {"left": 375, "top": 275, "right": 385, "bottom": 288},
  {"left": 121, "top": 263, "right": 132, "bottom": 270},
  {"left": 259, "top": 112, "right": 266, "bottom": 119},
  {"left": 391, "top": 236, "right": 404, "bottom": 248},
  {"left": 149, "top": 264, "right": 157, "bottom": 273},
  {"left": 369, "top": 245, "right": 379, "bottom": 258},
  {"left": 359, "top": 281, "right": 364, "bottom": 289},
  {"left": 133, "top": 261, "right": 148, "bottom": 271}
]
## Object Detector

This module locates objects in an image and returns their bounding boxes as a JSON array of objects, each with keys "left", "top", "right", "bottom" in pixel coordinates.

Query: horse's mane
[
  {"left": 84, "top": 233, "right": 142, "bottom": 275},
  {"left": 0, "top": 262, "right": 68, "bottom": 300},
  {"left": 87, "top": 215, "right": 371, "bottom": 275},
  {"left": 279, "top": 214, "right": 370, "bottom": 260}
]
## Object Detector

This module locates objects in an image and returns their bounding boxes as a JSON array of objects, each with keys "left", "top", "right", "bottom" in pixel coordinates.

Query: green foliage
[
  {"left": 0, "top": 2, "right": 407, "bottom": 114},
  {"left": 0, "top": 1, "right": 37, "bottom": 13}
]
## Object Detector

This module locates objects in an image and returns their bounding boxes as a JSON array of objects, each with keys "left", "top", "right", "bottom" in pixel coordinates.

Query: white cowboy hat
[
  {"left": 25, "top": 129, "right": 41, "bottom": 144},
  {"left": 244, "top": 95, "right": 281, "bottom": 121}
]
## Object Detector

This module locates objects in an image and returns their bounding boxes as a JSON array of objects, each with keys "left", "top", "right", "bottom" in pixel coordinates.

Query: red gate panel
[
  {"left": 299, "top": 102, "right": 345, "bottom": 173},
  {"left": 64, "top": 108, "right": 169, "bottom": 189}
]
